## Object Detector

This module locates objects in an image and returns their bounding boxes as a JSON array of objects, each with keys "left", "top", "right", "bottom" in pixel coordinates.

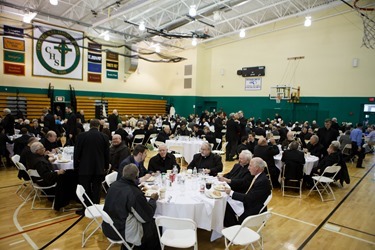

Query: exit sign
[
  {"left": 369, "top": 97, "right": 374, "bottom": 102},
  {"left": 55, "top": 96, "right": 65, "bottom": 102}
]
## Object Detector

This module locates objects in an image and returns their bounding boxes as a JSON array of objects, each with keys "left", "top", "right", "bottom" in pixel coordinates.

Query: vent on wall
[
  {"left": 184, "top": 65, "right": 192, "bottom": 75},
  {"left": 184, "top": 78, "right": 192, "bottom": 89}
]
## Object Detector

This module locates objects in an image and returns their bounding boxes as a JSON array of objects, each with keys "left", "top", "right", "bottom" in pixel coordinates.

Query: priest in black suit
[
  {"left": 224, "top": 157, "right": 272, "bottom": 227},
  {"left": 187, "top": 142, "right": 223, "bottom": 176}
]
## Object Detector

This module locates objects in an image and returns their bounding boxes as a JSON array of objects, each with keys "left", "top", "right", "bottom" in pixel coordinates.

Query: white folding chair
[
  {"left": 76, "top": 184, "right": 104, "bottom": 247},
  {"left": 168, "top": 145, "right": 184, "bottom": 168},
  {"left": 155, "top": 216, "right": 198, "bottom": 250},
  {"left": 11, "top": 154, "right": 20, "bottom": 165},
  {"left": 131, "top": 134, "right": 145, "bottom": 149},
  {"left": 222, "top": 211, "right": 272, "bottom": 250},
  {"left": 90, "top": 199, "right": 133, "bottom": 250},
  {"left": 14, "top": 161, "right": 32, "bottom": 200},
  {"left": 342, "top": 144, "right": 353, "bottom": 163},
  {"left": 212, "top": 141, "right": 227, "bottom": 155},
  {"left": 28, "top": 169, "right": 57, "bottom": 210},
  {"left": 215, "top": 138, "right": 222, "bottom": 150},
  {"left": 102, "top": 171, "right": 118, "bottom": 193},
  {"left": 146, "top": 133, "right": 158, "bottom": 145},
  {"left": 259, "top": 192, "right": 272, "bottom": 214},
  {"left": 307, "top": 165, "right": 341, "bottom": 202},
  {"left": 154, "top": 140, "right": 164, "bottom": 148}
]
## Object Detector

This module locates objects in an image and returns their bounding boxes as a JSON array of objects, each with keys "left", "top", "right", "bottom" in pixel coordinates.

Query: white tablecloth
[
  {"left": 154, "top": 176, "right": 227, "bottom": 241},
  {"left": 53, "top": 160, "right": 74, "bottom": 170},
  {"left": 165, "top": 139, "right": 204, "bottom": 163},
  {"left": 274, "top": 153, "right": 319, "bottom": 175}
]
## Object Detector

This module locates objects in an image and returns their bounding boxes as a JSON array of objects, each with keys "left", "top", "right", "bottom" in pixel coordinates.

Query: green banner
[
  {"left": 4, "top": 50, "right": 25, "bottom": 63},
  {"left": 106, "top": 71, "right": 118, "bottom": 79}
]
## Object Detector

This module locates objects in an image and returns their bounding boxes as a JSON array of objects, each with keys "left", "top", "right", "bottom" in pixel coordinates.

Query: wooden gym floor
[{"left": 0, "top": 151, "right": 374, "bottom": 250}]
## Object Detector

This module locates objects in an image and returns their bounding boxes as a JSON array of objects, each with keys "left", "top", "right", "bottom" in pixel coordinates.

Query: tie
[{"left": 245, "top": 175, "right": 257, "bottom": 194}]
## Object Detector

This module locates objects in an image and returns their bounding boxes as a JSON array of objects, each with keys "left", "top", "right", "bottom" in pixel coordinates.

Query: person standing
[
  {"left": 65, "top": 106, "right": 78, "bottom": 145},
  {"left": 350, "top": 123, "right": 365, "bottom": 168},
  {"left": 74, "top": 119, "right": 109, "bottom": 206},
  {"left": 1, "top": 108, "right": 15, "bottom": 135},
  {"left": 317, "top": 119, "right": 339, "bottom": 156},
  {"left": 226, "top": 113, "right": 240, "bottom": 161}
]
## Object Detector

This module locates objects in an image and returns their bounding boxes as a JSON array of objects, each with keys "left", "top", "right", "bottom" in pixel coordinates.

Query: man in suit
[
  {"left": 148, "top": 144, "right": 179, "bottom": 174},
  {"left": 225, "top": 113, "right": 240, "bottom": 161},
  {"left": 214, "top": 112, "right": 225, "bottom": 140},
  {"left": 306, "top": 135, "right": 324, "bottom": 160},
  {"left": 317, "top": 119, "right": 339, "bottom": 156},
  {"left": 65, "top": 106, "right": 78, "bottom": 145},
  {"left": 281, "top": 141, "right": 305, "bottom": 180},
  {"left": 187, "top": 142, "right": 223, "bottom": 176},
  {"left": 13, "top": 127, "right": 31, "bottom": 155},
  {"left": 117, "top": 144, "right": 151, "bottom": 182},
  {"left": 224, "top": 157, "right": 272, "bottom": 227},
  {"left": 1, "top": 108, "right": 15, "bottom": 135},
  {"left": 218, "top": 150, "right": 253, "bottom": 193},
  {"left": 74, "top": 119, "right": 109, "bottom": 206},
  {"left": 43, "top": 108, "right": 56, "bottom": 134},
  {"left": 254, "top": 137, "right": 280, "bottom": 187}
]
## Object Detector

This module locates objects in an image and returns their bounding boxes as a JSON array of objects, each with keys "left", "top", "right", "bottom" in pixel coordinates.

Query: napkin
[
  {"left": 227, "top": 196, "right": 244, "bottom": 217},
  {"left": 191, "top": 194, "right": 215, "bottom": 216}
]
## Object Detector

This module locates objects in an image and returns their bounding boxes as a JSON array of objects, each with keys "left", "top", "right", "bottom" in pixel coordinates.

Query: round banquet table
[
  {"left": 165, "top": 139, "right": 204, "bottom": 163},
  {"left": 274, "top": 153, "right": 319, "bottom": 175}
]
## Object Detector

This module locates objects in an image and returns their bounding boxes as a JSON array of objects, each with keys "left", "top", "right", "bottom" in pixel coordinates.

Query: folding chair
[
  {"left": 28, "top": 169, "right": 57, "bottom": 210},
  {"left": 342, "top": 144, "right": 353, "bottom": 163},
  {"left": 13, "top": 160, "right": 31, "bottom": 200},
  {"left": 222, "top": 211, "right": 272, "bottom": 250},
  {"left": 307, "top": 164, "right": 341, "bottom": 201},
  {"left": 131, "top": 134, "right": 145, "bottom": 150},
  {"left": 215, "top": 138, "right": 222, "bottom": 150},
  {"left": 76, "top": 184, "right": 104, "bottom": 247},
  {"left": 155, "top": 216, "right": 198, "bottom": 250},
  {"left": 212, "top": 141, "right": 227, "bottom": 155},
  {"left": 281, "top": 164, "right": 304, "bottom": 198},
  {"left": 264, "top": 165, "right": 273, "bottom": 189},
  {"left": 102, "top": 171, "right": 118, "bottom": 193},
  {"left": 259, "top": 192, "right": 273, "bottom": 214},
  {"left": 168, "top": 145, "right": 184, "bottom": 168},
  {"left": 90, "top": 199, "right": 134, "bottom": 250},
  {"left": 146, "top": 133, "right": 158, "bottom": 145}
]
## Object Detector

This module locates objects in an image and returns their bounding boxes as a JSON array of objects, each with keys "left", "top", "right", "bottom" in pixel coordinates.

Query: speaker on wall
[{"left": 237, "top": 70, "right": 243, "bottom": 75}]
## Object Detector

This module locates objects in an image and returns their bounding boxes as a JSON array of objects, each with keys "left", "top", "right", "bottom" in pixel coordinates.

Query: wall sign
[{"left": 245, "top": 78, "right": 262, "bottom": 91}]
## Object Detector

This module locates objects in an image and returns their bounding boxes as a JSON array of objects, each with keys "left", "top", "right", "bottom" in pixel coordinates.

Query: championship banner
[
  {"left": 106, "top": 61, "right": 118, "bottom": 70},
  {"left": 88, "top": 52, "right": 102, "bottom": 63},
  {"left": 3, "top": 37, "right": 25, "bottom": 51},
  {"left": 106, "top": 71, "right": 118, "bottom": 79},
  {"left": 33, "top": 22, "right": 83, "bottom": 79},
  {"left": 4, "top": 50, "right": 25, "bottom": 63},
  {"left": 4, "top": 25, "right": 24, "bottom": 38}
]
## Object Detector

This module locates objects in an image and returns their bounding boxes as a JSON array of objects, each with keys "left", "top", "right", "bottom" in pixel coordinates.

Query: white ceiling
[{"left": 0, "top": 0, "right": 370, "bottom": 52}]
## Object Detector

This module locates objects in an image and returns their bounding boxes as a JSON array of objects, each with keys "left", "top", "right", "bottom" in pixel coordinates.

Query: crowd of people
[{"left": 1, "top": 105, "right": 374, "bottom": 248}]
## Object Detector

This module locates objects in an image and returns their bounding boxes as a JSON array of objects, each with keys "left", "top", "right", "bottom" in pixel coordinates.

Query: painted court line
[
  {"left": 13, "top": 201, "right": 38, "bottom": 250},
  {"left": 9, "top": 239, "right": 25, "bottom": 246},
  {"left": 322, "top": 227, "right": 375, "bottom": 245},
  {"left": 23, "top": 213, "right": 75, "bottom": 228},
  {"left": 271, "top": 211, "right": 317, "bottom": 227}
]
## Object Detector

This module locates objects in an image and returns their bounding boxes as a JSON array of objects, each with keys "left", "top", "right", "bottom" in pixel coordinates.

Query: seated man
[
  {"left": 306, "top": 135, "right": 324, "bottom": 160},
  {"left": 148, "top": 144, "right": 180, "bottom": 174},
  {"left": 218, "top": 150, "right": 253, "bottom": 193},
  {"left": 281, "top": 141, "right": 305, "bottom": 180},
  {"left": 109, "top": 134, "right": 130, "bottom": 172},
  {"left": 224, "top": 157, "right": 272, "bottom": 227},
  {"left": 253, "top": 137, "right": 280, "bottom": 188},
  {"left": 281, "top": 131, "right": 296, "bottom": 150},
  {"left": 13, "top": 127, "right": 31, "bottom": 155},
  {"left": 237, "top": 136, "right": 249, "bottom": 155},
  {"left": 201, "top": 126, "right": 216, "bottom": 145},
  {"left": 191, "top": 124, "right": 204, "bottom": 138},
  {"left": 40, "top": 130, "right": 62, "bottom": 153},
  {"left": 102, "top": 163, "right": 160, "bottom": 249},
  {"left": 312, "top": 141, "right": 341, "bottom": 175},
  {"left": 117, "top": 144, "right": 151, "bottom": 182},
  {"left": 187, "top": 142, "right": 223, "bottom": 176},
  {"left": 246, "top": 132, "right": 257, "bottom": 154},
  {"left": 156, "top": 126, "right": 174, "bottom": 143},
  {"left": 175, "top": 122, "right": 191, "bottom": 137}
]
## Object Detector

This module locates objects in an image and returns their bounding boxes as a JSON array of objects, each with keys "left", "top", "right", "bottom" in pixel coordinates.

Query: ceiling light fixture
[
  {"left": 213, "top": 11, "right": 222, "bottom": 21},
  {"left": 239, "top": 29, "right": 246, "bottom": 38},
  {"left": 192, "top": 37, "right": 197, "bottom": 46},
  {"left": 104, "top": 32, "right": 110, "bottom": 41},
  {"left": 304, "top": 16, "right": 312, "bottom": 27},
  {"left": 155, "top": 44, "right": 161, "bottom": 53},
  {"left": 139, "top": 21, "right": 145, "bottom": 31},
  {"left": 23, "top": 12, "right": 37, "bottom": 23},
  {"left": 189, "top": 5, "right": 197, "bottom": 17},
  {"left": 50, "top": 0, "right": 58, "bottom": 5}
]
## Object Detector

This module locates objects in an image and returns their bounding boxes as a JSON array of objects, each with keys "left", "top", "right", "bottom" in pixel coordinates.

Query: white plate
[
  {"left": 205, "top": 190, "right": 222, "bottom": 199},
  {"left": 57, "top": 159, "right": 70, "bottom": 163},
  {"left": 214, "top": 185, "right": 226, "bottom": 192}
]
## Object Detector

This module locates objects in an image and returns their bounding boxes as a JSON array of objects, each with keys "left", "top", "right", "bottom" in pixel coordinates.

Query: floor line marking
[
  {"left": 271, "top": 211, "right": 317, "bottom": 227},
  {"left": 23, "top": 213, "right": 75, "bottom": 228},
  {"left": 322, "top": 227, "right": 375, "bottom": 245},
  {"left": 9, "top": 239, "right": 25, "bottom": 246},
  {"left": 13, "top": 201, "right": 38, "bottom": 250},
  {"left": 327, "top": 221, "right": 375, "bottom": 237}
]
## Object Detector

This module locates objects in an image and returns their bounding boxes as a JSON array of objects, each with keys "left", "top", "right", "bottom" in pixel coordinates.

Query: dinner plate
[
  {"left": 144, "top": 190, "right": 158, "bottom": 197},
  {"left": 214, "top": 185, "right": 226, "bottom": 191},
  {"left": 146, "top": 176, "right": 155, "bottom": 182},
  {"left": 205, "top": 190, "right": 222, "bottom": 199},
  {"left": 57, "top": 159, "right": 70, "bottom": 163}
]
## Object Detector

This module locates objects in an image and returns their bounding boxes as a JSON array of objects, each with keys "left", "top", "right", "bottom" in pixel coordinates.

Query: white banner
[{"left": 33, "top": 22, "right": 83, "bottom": 79}]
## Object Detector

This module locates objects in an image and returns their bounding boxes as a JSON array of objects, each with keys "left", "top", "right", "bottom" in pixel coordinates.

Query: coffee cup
[
  {"left": 187, "top": 169, "right": 192, "bottom": 174},
  {"left": 159, "top": 188, "right": 166, "bottom": 199},
  {"left": 217, "top": 172, "right": 224, "bottom": 177},
  {"left": 166, "top": 170, "right": 172, "bottom": 174}
]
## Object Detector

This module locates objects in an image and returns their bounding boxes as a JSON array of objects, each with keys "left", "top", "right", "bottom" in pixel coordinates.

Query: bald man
[
  {"left": 187, "top": 142, "right": 223, "bottom": 176},
  {"left": 148, "top": 144, "right": 180, "bottom": 173}
]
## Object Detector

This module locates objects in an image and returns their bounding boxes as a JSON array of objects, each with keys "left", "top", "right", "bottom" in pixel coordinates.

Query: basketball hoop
[
  {"left": 353, "top": 0, "right": 375, "bottom": 49},
  {"left": 276, "top": 95, "right": 281, "bottom": 104}
]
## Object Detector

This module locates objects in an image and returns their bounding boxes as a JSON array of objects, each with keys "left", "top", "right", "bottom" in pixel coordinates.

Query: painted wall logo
[{"left": 33, "top": 23, "right": 83, "bottom": 80}]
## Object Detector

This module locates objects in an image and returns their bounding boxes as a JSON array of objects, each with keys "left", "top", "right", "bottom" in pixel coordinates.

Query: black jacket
[
  {"left": 117, "top": 155, "right": 149, "bottom": 180},
  {"left": 224, "top": 163, "right": 253, "bottom": 193},
  {"left": 281, "top": 149, "right": 305, "bottom": 180},
  {"left": 187, "top": 153, "right": 223, "bottom": 176},
  {"left": 148, "top": 153, "right": 179, "bottom": 173},
  {"left": 109, "top": 142, "right": 130, "bottom": 171}
]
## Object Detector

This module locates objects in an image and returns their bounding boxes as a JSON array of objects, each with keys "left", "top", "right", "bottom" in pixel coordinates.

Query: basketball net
[
  {"left": 276, "top": 94, "right": 281, "bottom": 104},
  {"left": 354, "top": 0, "right": 375, "bottom": 49}
]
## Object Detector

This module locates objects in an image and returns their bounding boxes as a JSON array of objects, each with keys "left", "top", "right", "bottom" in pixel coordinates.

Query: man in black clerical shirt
[{"left": 187, "top": 142, "right": 223, "bottom": 176}]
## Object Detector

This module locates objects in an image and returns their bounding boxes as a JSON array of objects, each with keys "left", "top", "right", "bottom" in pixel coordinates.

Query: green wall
[{"left": 1, "top": 86, "right": 371, "bottom": 126}]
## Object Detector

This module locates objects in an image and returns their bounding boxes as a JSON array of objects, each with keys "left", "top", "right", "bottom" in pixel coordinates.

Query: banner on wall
[
  {"left": 4, "top": 50, "right": 25, "bottom": 63},
  {"left": 3, "top": 37, "right": 25, "bottom": 51},
  {"left": 33, "top": 22, "right": 83, "bottom": 79},
  {"left": 4, "top": 25, "right": 24, "bottom": 38}
]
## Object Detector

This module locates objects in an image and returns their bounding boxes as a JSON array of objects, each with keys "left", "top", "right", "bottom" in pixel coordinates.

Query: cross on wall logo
[{"left": 33, "top": 23, "right": 83, "bottom": 79}]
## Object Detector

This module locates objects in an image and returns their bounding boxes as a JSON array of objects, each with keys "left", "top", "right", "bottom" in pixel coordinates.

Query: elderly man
[
  {"left": 281, "top": 141, "right": 305, "bottom": 180},
  {"left": 117, "top": 144, "right": 151, "bottom": 182},
  {"left": 156, "top": 126, "right": 174, "bottom": 143},
  {"left": 187, "top": 142, "right": 223, "bottom": 176},
  {"left": 74, "top": 119, "right": 109, "bottom": 206},
  {"left": 281, "top": 131, "right": 296, "bottom": 150},
  {"left": 224, "top": 157, "right": 272, "bottom": 227},
  {"left": 312, "top": 141, "right": 341, "bottom": 175},
  {"left": 108, "top": 109, "right": 121, "bottom": 132},
  {"left": 218, "top": 150, "right": 253, "bottom": 193},
  {"left": 109, "top": 134, "right": 130, "bottom": 172},
  {"left": 40, "top": 130, "right": 61, "bottom": 153},
  {"left": 254, "top": 137, "right": 280, "bottom": 187},
  {"left": 306, "top": 135, "right": 324, "bottom": 160},
  {"left": 148, "top": 143, "right": 179, "bottom": 174},
  {"left": 102, "top": 163, "right": 160, "bottom": 249}
]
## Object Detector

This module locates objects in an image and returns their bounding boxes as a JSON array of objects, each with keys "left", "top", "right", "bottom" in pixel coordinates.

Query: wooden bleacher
[
  {"left": 0, "top": 92, "right": 50, "bottom": 120},
  {"left": 76, "top": 96, "right": 167, "bottom": 120}
]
